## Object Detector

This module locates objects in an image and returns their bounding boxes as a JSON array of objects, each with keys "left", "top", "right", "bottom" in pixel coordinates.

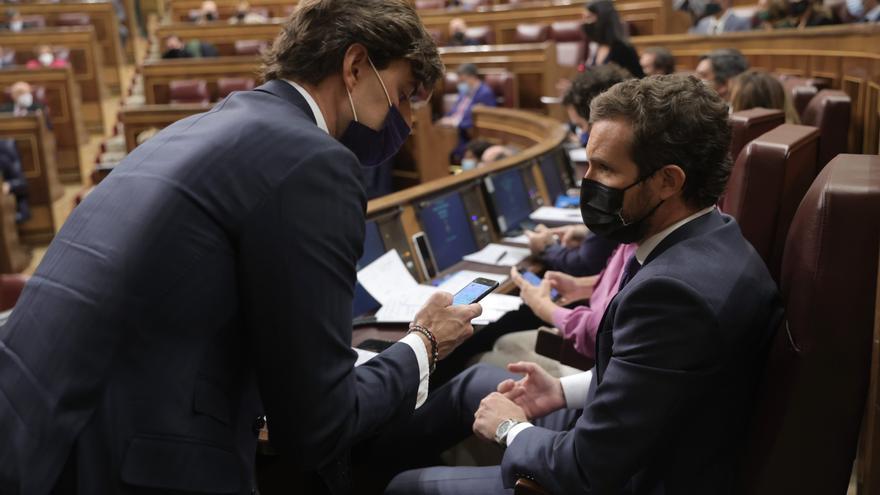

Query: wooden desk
[
  {"left": 631, "top": 23, "right": 880, "bottom": 155},
  {"left": 0, "top": 194, "right": 32, "bottom": 274},
  {"left": 119, "top": 103, "right": 211, "bottom": 152},
  {"left": 0, "top": 27, "right": 107, "bottom": 133},
  {"left": 142, "top": 55, "right": 261, "bottom": 104},
  {"left": 0, "top": 113, "right": 64, "bottom": 243},
  {"left": 0, "top": 67, "right": 85, "bottom": 183},
  {"left": 11, "top": 1, "right": 127, "bottom": 92}
]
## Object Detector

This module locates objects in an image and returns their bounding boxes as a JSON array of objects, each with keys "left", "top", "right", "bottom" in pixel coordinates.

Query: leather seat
[
  {"left": 737, "top": 154, "right": 880, "bottom": 495},
  {"left": 514, "top": 23, "right": 550, "bottom": 43},
  {"left": 217, "top": 77, "right": 255, "bottom": 99},
  {"left": 169, "top": 79, "right": 210, "bottom": 104},
  {"left": 550, "top": 21, "right": 585, "bottom": 68},
  {"left": 484, "top": 71, "right": 517, "bottom": 108},
  {"left": 722, "top": 124, "right": 820, "bottom": 282},
  {"left": 779, "top": 76, "right": 818, "bottom": 120},
  {"left": 234, "top": 39, "right": 267, "bottom": 55},
  {"left": 729, "top": 108, "right": 785, "bottom": 163},
  {"left": 800, "top": 89, "right": 852, "bottom": 172},
  {"left": 0, "top": 274, "right": 29, "bottom": 312},
  {"left": 464, "top": 26, "right": 494, "bottom": 45},
  {"left": 55, "top": 13, "right": 91, "bottom": 26}
]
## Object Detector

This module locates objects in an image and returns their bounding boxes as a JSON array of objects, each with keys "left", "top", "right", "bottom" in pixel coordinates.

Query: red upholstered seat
[
  {"left": 0, "top": 274, "right": 29, "bottom": 312},
  {"left": 729, "top": 108, "right": 785, "bottom": 163},
  {"left": 722, "top": 124, "right": 820, "bottom": 282},
  {"left": 234, "top": 40, "right": 267, "bottom": 55},
  {"left": 779, "top": 76, "right": 818, "bottom": 120},
  {"left": 169, "top": 79, "right": 210, "bottom": 104},
  {"left": 217, "top": 77, "right": 255, "bottom": 99},
  {"left": 514, "top": 23, "right": 550, "bottom": 43},
  {"left": 737, "top": 153, "right": 880, "bottom": 495},
  {"left": 800, "top": 89, "right": 852, "bottom": 172},
  {"left": 484, "top": 71, "right": 517, "bottom": 108},
  {"left": 550, "top": 21, "right": 585, "bottom": 68},
  {"left": 55, "top": 13, "right": 91, "bottom": 26}
]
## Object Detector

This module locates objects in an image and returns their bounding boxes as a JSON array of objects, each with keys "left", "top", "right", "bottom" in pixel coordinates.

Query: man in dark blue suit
[
  {"left": 439, "top": 63, "right": 498, "bottom": 163},
  {"left": 371, "top": 75, "right": 783, "bottom": 494},
  {"left": 0, "top": 1, "right": 482, "bottom": 494}
]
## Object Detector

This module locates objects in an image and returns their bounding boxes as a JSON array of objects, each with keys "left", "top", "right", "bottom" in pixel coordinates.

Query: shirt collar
[
  {"left": 635, "top": 206, "right": 716, "bottom": 264},
  {"left": 284, "top": 79, "right": 329, "bottom": 134}
]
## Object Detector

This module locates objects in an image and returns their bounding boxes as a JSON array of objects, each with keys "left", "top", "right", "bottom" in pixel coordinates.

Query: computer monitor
[
  {"left": 539, "top": 153, "right": 566, "bottom": 202},
  {"left": 487, "top": 166, "right": 533, "bottom": 234},
  {"left": 417, "top": 190, "right": 478, "bottom": 272},
  {"left": 352, "top": 220, "right": 385, "bottom": 317}
]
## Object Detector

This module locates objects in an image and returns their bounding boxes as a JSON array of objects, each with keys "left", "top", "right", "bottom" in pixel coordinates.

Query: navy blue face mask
[{"left": 340, "top": 58, "right": 412, "bottom": 168}]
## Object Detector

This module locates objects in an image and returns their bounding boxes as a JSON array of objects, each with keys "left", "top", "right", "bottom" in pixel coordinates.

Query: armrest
[
  {"left": 534, "top": 327, "right": 594, "bottom": 371},
  {"left": 515, "top": 478, "right": 551, "bottom": 495}
]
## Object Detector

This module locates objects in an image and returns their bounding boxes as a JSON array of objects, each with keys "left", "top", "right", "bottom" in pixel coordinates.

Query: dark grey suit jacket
[
  {"left": 0, "top": 80, "right": 420, "bottom": 495},
  {"left": 502, "top": 210, "right": 783, "bottom": 494}
]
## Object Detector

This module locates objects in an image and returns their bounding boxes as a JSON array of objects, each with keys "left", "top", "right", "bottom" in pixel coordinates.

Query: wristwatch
[{"left": 494, "top": 418, "right": 521, "bottom": 447}]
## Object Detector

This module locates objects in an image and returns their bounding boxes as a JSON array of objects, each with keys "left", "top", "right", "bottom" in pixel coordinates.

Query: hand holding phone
[
  {"left": 452, "top": 277, "right": 500, "bottom": 305},
  {"left": 519, "top": 270, "right": 559, "bottom": 301},
  {"left": 412, "top": 292, "right": 483, "bottom": 360}
]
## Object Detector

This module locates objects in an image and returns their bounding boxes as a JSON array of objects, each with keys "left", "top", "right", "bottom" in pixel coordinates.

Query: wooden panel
[
  {"left": 631, "top": 23, "right": 880, "bottom": 159},
  {"left": 0, "top": 114, "right": 63, "bottom": 243},
  {"left": 119, "top": 103, "right": 211, "bottom": 152},
  {"left": 0, "top": 67, "right": 85, "bottom": 183},
  {"left": 867, "top": 83, "right": 880, "bottom": 155},
  {"left": 11, "top": 1, "right": 126, "bottom": 92},
  {"left": 0, "top": 27, "right": 107, "bottom": 133},
  {"left": 141, "top": 56, "right": 260, "bottom": 104}
]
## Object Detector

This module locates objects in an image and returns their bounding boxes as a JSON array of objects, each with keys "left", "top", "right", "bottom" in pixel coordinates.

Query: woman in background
[{"left": 729, "top": 69, "right": 801, "bottom": 123}]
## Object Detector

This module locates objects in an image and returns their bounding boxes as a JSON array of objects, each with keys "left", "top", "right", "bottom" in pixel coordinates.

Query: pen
[{"left": 495, "top": 250, "right": 508, "bottom": 263}]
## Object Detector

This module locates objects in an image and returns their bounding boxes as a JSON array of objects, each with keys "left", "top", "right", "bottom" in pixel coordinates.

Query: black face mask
[
  {"left": 789, "top": 0, "right": 808, "bottom": 15},
  {"left": 579, "top": 174, "right": 664, "bottom": 244},
  {"left": 581, "top": 22, "right": 599, "bottom": 42},
  {"left": 704, "top": 2, "right": 723, "bottom": 16},
  {"left": 452, "top": 31, "right": 466, "bottom": 43}
]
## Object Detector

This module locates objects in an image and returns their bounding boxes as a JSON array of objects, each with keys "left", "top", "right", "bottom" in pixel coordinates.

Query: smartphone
[
  {"left": 357, "top": 339, "right": 396, "bottom": 353},
  {"left": 520, "top": 270, "right": 559, "bottom": 301},
  {"left": 452, "top": 277, "right": 500, "bottom": 305},
  {"left": 412, "top": 232, "right": 438, "bottom": 280}
]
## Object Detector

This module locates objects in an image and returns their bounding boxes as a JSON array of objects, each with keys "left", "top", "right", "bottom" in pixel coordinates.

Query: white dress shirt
[
  {"left": 284, "top": 79, "right": 431, "bottom": 408},
  {"left": 507, "top": 206, "right": 717, "bottom": 446}
]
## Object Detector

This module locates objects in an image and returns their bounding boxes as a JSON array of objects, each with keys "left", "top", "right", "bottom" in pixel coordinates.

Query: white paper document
[
  {"left": 436, "top": 270, "right": 509, "bottom": 293},
  {"left": 529, "top": 206, "right": 583, "bottom": 225},
  {"left": 357, "top": 250, "right": 418, "bottom": 305},
  {"left": 568, "top": 147, "right": 587, "bottom": 163},
  {"left": 501, "top": 234, "right": 529, "bottom": 245},
  {"left": 462, "top": 244, "right": 531, "bottom": 266},
  {"left": 374, "top": 284, "right": 439, "bottom": 323}
]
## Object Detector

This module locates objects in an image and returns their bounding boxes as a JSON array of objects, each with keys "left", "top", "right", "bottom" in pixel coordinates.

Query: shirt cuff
[
  {"left": 400, "top": 333, "right": 430, "bottom": 409},
  {"left": 560, "top": 370, "right": 593, "bottom": 409},
  {"left": 506, "top": 421, "right": 534, "bottom": 446},
  {"left": 551, "top": 307, "right": 573, "bottom": 332}
]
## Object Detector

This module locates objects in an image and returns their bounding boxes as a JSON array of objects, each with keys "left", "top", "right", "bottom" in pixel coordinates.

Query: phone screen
[
  {"left": 520, "top": 270, "right": 559, "bottom": 300},
  {"left": 453, "top": 279, "right": 499, "bottom": 305}
]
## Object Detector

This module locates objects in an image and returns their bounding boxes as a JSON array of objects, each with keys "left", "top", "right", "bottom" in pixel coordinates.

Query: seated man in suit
[
  {"left": 690, "top": 0, "right": 752, "bottom": 34},
  {"left": 438, "top": 63, "right": 497, "bottom": 163},
  {"left": 364, "top": 74, "right": 783, "bottom": 494},
  {"left": 25, "top": 45, "right": 70, "bottom": 69},
  {"left": 695, "top": 48, "right": 749, "bottom": 101},
  {"left": 0, "top": 81, "right": 51, "bottom": 129}
]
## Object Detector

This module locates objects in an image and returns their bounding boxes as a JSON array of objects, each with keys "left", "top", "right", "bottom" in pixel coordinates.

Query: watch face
[{"left": 495, "top": 419, "right": 515, "bottom": 444}]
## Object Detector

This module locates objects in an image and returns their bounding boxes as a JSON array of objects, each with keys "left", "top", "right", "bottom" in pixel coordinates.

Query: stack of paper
[
  {"left": 501, "top": 233, "right": 529, "bottom": 245},
  {"left": 462, "top": 244, "right": 531, "bottom": 266},
  {"left": 529, "top": 206, "right": 583, "bottom": 225}
]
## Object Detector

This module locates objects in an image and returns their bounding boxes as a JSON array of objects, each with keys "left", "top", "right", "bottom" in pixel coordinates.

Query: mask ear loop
[
  {"left": 346, "top": 86, "right": 359, "bottom": 123},
  {"left": 367, "top": 57, "right": 394, "bottom": 107}
]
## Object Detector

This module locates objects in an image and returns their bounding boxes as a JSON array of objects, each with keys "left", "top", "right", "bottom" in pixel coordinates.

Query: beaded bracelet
[{"left": 408, "top": 323, "right": 438, "bottom": 374}]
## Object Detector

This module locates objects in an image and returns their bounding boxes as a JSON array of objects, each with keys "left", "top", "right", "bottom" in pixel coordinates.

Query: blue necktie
[{"left": 618, "top": 254, "right": 642, "bottom": 290}]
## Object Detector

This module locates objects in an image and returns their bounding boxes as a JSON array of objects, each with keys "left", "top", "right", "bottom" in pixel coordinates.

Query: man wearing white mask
[
  {"left": 25, "top": 45, "right": 69, "bottom": 69},
  {"left": 0, "top": 1, "right": 483, "bottom": 494},
  {"left": 1, "top": 81, "right": 52, "bottom": 129},
  {"left": 439, "top": 63, "right": 497, "bottom": 164}
]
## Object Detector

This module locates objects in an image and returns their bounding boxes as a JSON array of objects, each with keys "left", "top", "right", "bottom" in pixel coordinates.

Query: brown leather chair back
[
  {"left": 514, "top": 23, "right": 550, "bottom": 43},
  {"left": 722, "top": 124, "right": 820, "bottom": 282},
  {"left": 729, "top": 108, "right": 785, "bottom": 163},
  {"left": 484, "top": 71, "right": 517, "bottom": 108},
  {"left": 234, "top": 39, "right": 267, "bottom": 56},
  {"left": 550, "top": 21, "right": 585, "bottom": 68},
  {"left": 779, "top": 77, "right": 818, "bottom": 120},
  {"left": 217, "top": 77, "right": 255, "bottom": 99},
  {"left": 801, "top": 89, "right": 852, "bottom": 172},
  {"left": 55, "top": 13, "right": 92, "bottom": 26},
  {"left": 464, "top": 26, "right": 494, "bottom": 45},
  {"left": 169, "top": 79, "right": 210, "bottom": 104},
  {"left": 737, "top": 154, "right": 880, "bottom": 495},
  {"left": 0, "top": 274, "right": 29, "bottom": 312}
]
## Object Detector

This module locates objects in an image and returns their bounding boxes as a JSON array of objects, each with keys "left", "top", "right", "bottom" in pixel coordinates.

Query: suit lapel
[{"left": 253, "top": 79, "right": 318, "bottom": 126}]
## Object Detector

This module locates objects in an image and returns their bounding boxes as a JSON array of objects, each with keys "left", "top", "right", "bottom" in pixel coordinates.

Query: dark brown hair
[
  {"left": 590, "top": 74, "right": 733, "bottom": 208},
  {"left": 563, "top": 63, "right": 633, "bottom": 121},
  {"left": 730, "top": 70, "right": 800, "bottom": 124},
  {"left": 261, "top": 0, "right": 444, "bottom": 93},
  {"left": 644, "top": 47, "right": 676, "bottom": 75}
]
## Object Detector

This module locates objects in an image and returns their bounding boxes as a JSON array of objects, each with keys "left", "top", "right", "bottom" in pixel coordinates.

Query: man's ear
[
  {"left": 657, "top": 164, "right": 687, "bottom": 200},
  {"left": 342, "top": 43, "right": 368, "bottom": 91}
]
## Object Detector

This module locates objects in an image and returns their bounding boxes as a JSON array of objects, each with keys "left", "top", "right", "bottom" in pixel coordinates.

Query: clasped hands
[{"left": 472, "top": 361, "right": 566, "bottom": 443}]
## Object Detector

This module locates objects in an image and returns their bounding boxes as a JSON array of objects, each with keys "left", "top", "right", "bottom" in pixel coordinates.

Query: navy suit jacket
[
  {"left": 541, "top": 233, "right": 619, "bottom": 277},
  {"left": 449, "top": 82, "right": 497, "bottom": 158},
  {"left": 0, "top": 80, "right": 421, "bottom": 495},
  {"left": 502, "top": 210, "right": 783, "bottom": 494}
]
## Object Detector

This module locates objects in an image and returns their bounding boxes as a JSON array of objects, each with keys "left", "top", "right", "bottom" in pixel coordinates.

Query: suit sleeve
[
  {"left": 541, "top": 234, "right": 619, "bottom": 276},
  {"left": 501, "top": 276, "right": 721, "bottom": 494},
  {"left": 239, "top": 145, "right": 420, "bottom": 470}
]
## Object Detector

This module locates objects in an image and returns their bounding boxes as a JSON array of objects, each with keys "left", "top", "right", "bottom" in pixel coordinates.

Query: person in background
[
  {"left": 844, "top": 0, "right": 880, "bottom": 21},
  {"left": 229, "top": 0, "right": 269, "bottom": 24},
  {"left": 640, "top": 46, "right": 676, "bottom": 76},
  {"left": 0, "top": 139, "right": 29, "bottom": 223},
  {"left": 0, "top": 46, "right": 15, "bottom": 68},
  {"left": 690, "top": 0, "right": 753, "bottom": 33},
  {"left": 560, "top": 63, "right": 633, "bottom": 149},
  {"left": 760, "top": 0, "right": 837, "bottom": 26},
  {"left": 447, "top": 17, "right": 480, "bottom": 46},
  {"left": 695, "top": 48, "right": 749, "bottom": 100},
  {"left": 729, "top": 69, "right": 801, "bottom": 123},
  {"left": 161, "top": 34, "right": 219, "bottom": 59},
  {"left": 4, "top": 11, "right": 24, "bottom": 32},
  {"left": 461, "top": 139, "right": 491, "bottom": 170},
  {"left": 481, "top": 144, "right": 514, "bottom": 163},
  {"left": 439, "top": 63, "right": 497, "bottom": 163},
  {"left": 25, "top": 45, "right": 69, "bottom": 69},
  {"left": 580, "top": 0, "right": 645, "bottom": 78},
  {"left": 1, "top": 81, "right": 52, "bottom": 129},
  {"left": 197, "top": 0, "right": 219, "bottom": 22}
]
